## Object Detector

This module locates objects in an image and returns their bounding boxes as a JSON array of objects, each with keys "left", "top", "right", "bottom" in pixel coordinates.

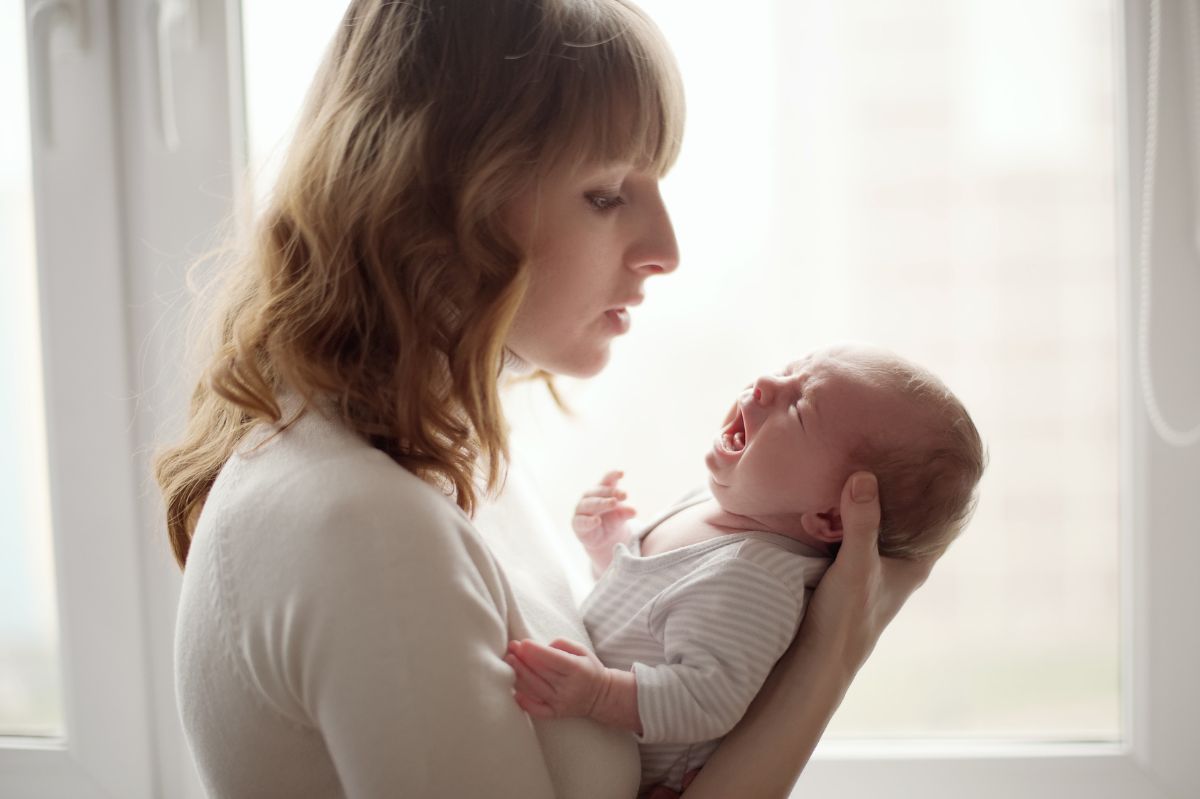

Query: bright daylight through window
[{"left": 0, "top": 1, "right": 63, "bottom": 738}]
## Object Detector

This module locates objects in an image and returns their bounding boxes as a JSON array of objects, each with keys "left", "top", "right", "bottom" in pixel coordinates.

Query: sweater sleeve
[
  {"left": 631, "top": 558, "right": 804, "bottom": 745},
  {"left": 283, "top": 476, "right": 559, "bottom": 798}
]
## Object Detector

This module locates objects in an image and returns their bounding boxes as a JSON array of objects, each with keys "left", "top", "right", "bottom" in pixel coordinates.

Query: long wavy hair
[{"left": 155, "top": 0, "right": 684, "bottom": 569}]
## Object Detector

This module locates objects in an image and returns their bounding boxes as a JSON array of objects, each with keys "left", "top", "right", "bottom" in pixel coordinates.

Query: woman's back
[{"left": 175, "top": 405, "right": 639, "bottom": 797}]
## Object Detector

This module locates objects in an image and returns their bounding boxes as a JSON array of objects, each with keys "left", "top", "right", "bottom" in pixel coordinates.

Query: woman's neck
[{"left": 501, "top": 348, "right": 535, "bottom": 376}]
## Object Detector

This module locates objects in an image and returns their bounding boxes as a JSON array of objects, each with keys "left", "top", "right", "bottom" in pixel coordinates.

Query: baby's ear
[{"left": 800, "top": 509, "right": 844, "bottom": 543}]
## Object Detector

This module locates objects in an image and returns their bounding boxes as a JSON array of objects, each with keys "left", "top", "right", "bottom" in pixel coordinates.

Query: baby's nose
[{"left": 752, "top": 374, "right": 786, "bottom": 405}]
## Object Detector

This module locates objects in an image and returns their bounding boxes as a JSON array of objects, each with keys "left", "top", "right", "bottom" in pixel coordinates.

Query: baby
[{"left": 503, "top": 344, "right": 986, "bottom": 795}]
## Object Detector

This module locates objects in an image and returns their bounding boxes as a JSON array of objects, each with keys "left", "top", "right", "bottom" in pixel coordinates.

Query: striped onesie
[{"left": 580, "top": 492, "right": 831, "bottom": 795}]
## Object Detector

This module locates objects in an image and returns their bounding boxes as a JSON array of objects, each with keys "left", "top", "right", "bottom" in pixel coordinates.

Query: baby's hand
[
  {"left": 573, "top": 470, "right": 637, "bottom": 557},
  {"left": 504, "top": 638, "right": 607, "bottom": 720}
]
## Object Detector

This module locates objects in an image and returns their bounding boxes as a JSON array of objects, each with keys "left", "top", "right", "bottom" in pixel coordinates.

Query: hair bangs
[{"left": 540, "top": 0, "right": 685, "bottom": 176}]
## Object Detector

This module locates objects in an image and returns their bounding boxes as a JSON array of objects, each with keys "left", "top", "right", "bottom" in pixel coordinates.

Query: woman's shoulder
[{"left": 202, "top": 406, "right": 483, "bottom": 568}]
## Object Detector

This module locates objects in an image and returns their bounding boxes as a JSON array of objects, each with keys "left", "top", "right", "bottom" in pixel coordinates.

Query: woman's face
[{"left": 504, "top": 160, "right": 679, "bottom": 377}]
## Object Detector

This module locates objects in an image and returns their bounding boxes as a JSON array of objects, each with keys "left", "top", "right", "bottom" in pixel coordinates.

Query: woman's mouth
[{"left": 604, "top": 308, "right": 631, "bottom": 334}]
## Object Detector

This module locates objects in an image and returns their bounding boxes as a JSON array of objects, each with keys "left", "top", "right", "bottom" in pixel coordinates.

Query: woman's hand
[
  {"left": 643, "top": 769, "right": 701, "bottom": 798},
  {"left": 679, "top": 471, "right": 939, "bottom": 798},
  {"left": 803, "top": 470, "right": 936, "bottom": 673}
]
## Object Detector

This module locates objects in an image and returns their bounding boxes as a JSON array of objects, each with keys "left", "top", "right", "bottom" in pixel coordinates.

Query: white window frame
[
  {"left": 2, "top": 0, "right": 154, "bottom": 796},
  {"left": 1, "top": 1, "right": 1195, "bottom": 797},
  {"left": 2, "top": 0, "right": 238, "bottom": 796}
]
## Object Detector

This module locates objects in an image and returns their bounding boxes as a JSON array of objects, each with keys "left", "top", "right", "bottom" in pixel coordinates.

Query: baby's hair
[{"left": 847, "top": 357, "right": 987, "bottom": 560}]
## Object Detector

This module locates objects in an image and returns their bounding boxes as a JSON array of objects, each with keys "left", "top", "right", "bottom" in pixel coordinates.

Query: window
[
  {"left": 0, "top": 0, "right": 61, "bottom": 740},
  {"left": 2, "top": 1, "right": 1195, "bottom": 796}
]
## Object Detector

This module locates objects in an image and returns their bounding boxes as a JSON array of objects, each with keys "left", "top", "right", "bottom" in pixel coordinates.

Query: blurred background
[{"left": 1, "top": 0, "right": 1120, "bottom": 745}]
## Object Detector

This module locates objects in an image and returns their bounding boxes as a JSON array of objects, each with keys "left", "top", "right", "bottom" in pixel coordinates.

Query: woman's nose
[{"left": 629, "top": 190, "right": 679, "bottom": 275}]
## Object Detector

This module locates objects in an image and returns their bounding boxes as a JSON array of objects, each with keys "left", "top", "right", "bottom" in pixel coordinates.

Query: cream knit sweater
[{"left": 175, "top": 403, "right": 639, "bottom": 797}]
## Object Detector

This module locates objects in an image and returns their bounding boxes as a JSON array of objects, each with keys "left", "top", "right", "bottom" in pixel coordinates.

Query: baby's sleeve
[{"left": 632, "top": 558, "right": 804, "bottom": 744}]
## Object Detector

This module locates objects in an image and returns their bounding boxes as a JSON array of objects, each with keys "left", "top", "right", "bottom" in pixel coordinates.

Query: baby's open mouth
[{"left": 721, "top": 406, "right": 747, "bottom": 453}]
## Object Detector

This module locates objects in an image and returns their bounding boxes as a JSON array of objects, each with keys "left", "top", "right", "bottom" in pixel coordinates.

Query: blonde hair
[
  {"left": 848, "top": 356, "right": 987, "bottom": 560},
  {"left": 155, "top": 0, "right": 684, "bottom": 569}
]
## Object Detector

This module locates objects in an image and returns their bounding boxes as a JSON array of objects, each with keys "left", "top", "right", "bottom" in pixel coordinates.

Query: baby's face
[{"left": 704, "top": 347, "right": 910, "bottom": 533}]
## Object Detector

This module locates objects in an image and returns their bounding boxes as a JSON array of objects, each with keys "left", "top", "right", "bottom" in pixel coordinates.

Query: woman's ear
[{"left": 800, "top": 508, "right": 844, "bottom": 543}]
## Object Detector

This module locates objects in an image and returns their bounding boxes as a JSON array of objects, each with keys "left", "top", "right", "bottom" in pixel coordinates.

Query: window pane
[
  {"left": 241, "top": 0, "right": 351, "bottom": 210},
  {"left": 780, "top": 0, "right": 1120, "bottom": 740},
  {"left": 0, "top": 5, "right": 63, "bottom": 737}
]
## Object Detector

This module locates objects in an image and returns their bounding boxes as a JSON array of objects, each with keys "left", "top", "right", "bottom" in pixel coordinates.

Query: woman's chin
[{"left": 533, "top": 344, "right": 612, "bottom": 379}]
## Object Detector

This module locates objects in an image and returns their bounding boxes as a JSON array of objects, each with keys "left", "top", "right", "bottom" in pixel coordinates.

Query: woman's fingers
[
  {"left": 836, "top": 471, "right": 881, "bottom": 570},
  {"left": 814, "top": 470, "right": 944, "bottom": 667},
  {"left": 840, "top": 470, "right": 938, "bottom": 611},
  {"left": 640, "top": 768, "right": 699, "bottom": 799}
]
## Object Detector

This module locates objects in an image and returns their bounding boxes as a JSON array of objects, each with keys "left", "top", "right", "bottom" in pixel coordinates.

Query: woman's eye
[{"left": 586, "top": 193, "right": 626, "bottom": 212}]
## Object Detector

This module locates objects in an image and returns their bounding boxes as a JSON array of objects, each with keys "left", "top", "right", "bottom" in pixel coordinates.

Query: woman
[{"left": 156, "top": 1, "right": 934, "bottom": 796}]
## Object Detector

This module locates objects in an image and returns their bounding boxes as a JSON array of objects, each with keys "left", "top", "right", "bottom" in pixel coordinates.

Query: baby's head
[{"left": 705, "top": 345, "right": 985, "bottom": 559}]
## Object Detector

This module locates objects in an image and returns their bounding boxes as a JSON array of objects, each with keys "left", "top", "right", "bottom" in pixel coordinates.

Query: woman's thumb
[{"left": 838, "top": 471, "right": 880, "bottom": 560}]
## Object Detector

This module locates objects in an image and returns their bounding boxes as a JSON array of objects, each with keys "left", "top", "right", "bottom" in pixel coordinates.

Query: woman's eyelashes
[{"left": 585, "top": 191, "right": 626, "bottom": 212}]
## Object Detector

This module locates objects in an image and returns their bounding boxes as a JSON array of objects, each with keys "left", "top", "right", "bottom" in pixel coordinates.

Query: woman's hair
[
  {"left": 847, "top": 356, "right": 987, "bottom": 560},
  {"left": 155, "top": 0, "right": 684, "bottom": 569}
]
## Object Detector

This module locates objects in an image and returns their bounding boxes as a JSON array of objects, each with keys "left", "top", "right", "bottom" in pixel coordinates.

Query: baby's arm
[
  {"left": 504, "top": 639, "right": 643, "bottom": 734},
  {"left": 633, "top": 559, "right": 804, "bottom": 743},
  {"left": 506, "top": 559, "right": 804, "bottom": 744},
  {"left": 572, "top": 470, "right": 638, "bottom": 578}
]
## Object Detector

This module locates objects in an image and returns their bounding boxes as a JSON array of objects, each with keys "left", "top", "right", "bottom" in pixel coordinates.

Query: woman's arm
[
  {"left": 295, "top": 480, "right": 560, "bottom": 798},
  {"left": 681, "top": 472, "right": 936, "bottom": 798}
]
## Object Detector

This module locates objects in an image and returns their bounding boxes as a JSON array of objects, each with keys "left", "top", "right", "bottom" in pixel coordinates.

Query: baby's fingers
[
  {"left": 580, "top": 485, "right": 628, "bottom": 500},
  {"left": 505, "top": 648, "right": 557, "bottom": 698},
  {"left": 576, "top": 496, "right": 622, "bottom": 516},
  {"left": 572, "top": 514, "right": 602, "bottom": 537},
  {"left": 514, "top": 639, "right": 584, "bottom": 677},
  {"left": 513, "top": 689, "right": 556, "bottom": 719},
  {"left": 598, "top": 470, "right": 624, "bottom": 488}
]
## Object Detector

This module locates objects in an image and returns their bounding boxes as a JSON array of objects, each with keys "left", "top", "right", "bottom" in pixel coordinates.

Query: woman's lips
[{"left": 604, "top": 308, "right": 631, "bottom": 334}]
